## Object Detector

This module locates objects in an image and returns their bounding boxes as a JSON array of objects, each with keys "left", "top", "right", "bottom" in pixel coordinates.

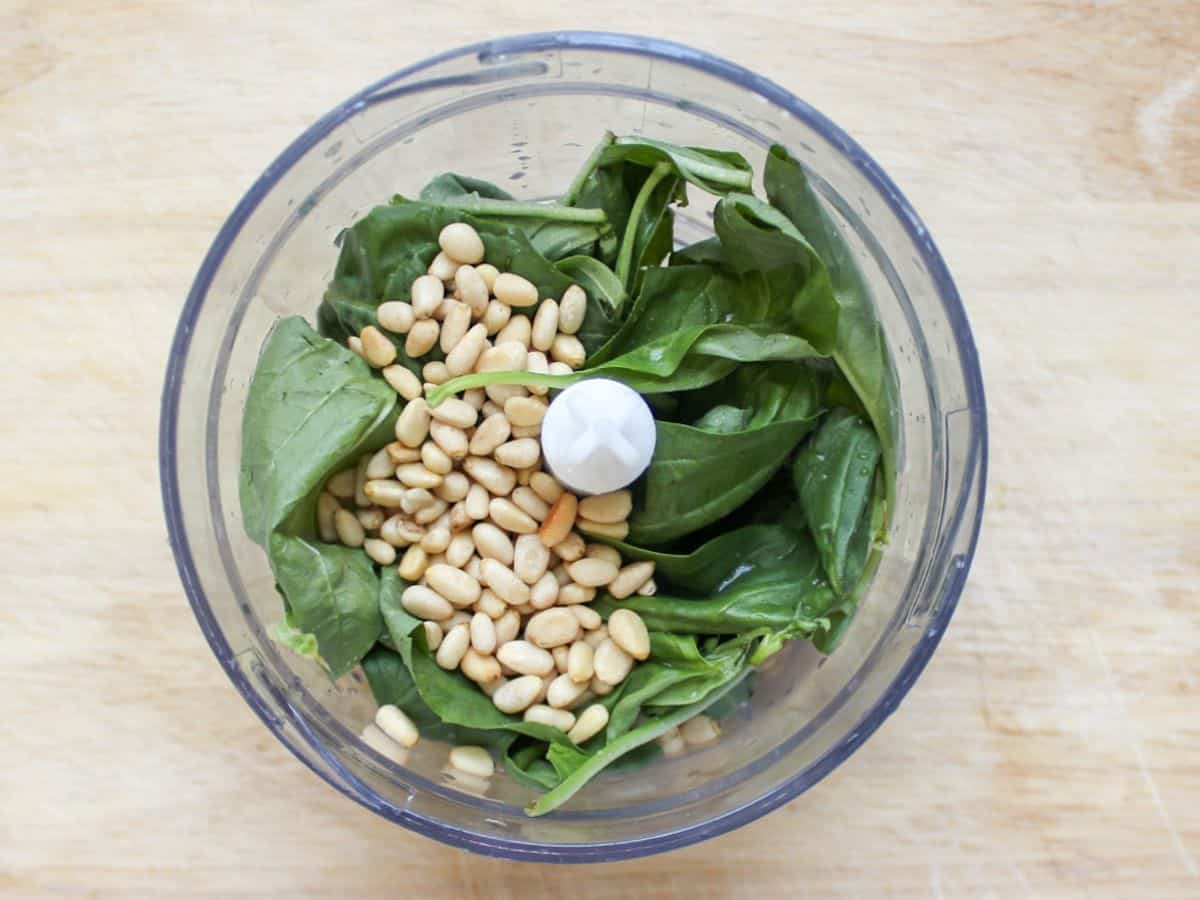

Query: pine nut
[
  {"left": 347, "top": 335, "right": 365, "bottom": 359},
  {"left": 497, "top": 641, "right": 555, "bottom": 677},
  {"left": 359, "top": 326, "right": 396, "bottom": 368},
  {"left": 583, "top": 625, "right": 608, "bottom": 649},
  {"left": 578, "top": 490, "right": 632, "bottom": 524},
  {"left": 378, "top": 367, "right": 420, "bottom": 403},
  {"left": 462, "top": 388, "right": 485, "bottom": 409},
  {"left": 416, "top": 441, "right": 450, "bottom": 476},
  {"left": 550, "top": 333, "right": 586, "bottom": 368},
  {"left": 567, "top": 558, "right": 619, "bottom": 588},
  {"left": 530, "top": 573, "right": 559, "bottom": 610},
  {"left": 538, "top": 493, "right": 578, "bottom": 547},
  {"left": 495, "top": 313, "right": 532, "bottom": 348},
  {"left": 552, "top": 645, "right": 570, "bottom": 673},
  {"left": 449, "top": 742, "right": 496, "bottom": 784},
  {"left": 383, "top": 516, "right": 424, "bottom": 548},
  {"left": 360, "top": 723, "right": 408, "bottom": 764},
  {"left": 577, "top": 519, "right": 629, "bottom": 540},
  {"left": 609, "top": 562, "right": 656, "bottom": 600},
  {"left": 558, "top": 583, "right": 596, "bottom": 606},
  {"left": 494, "top": 438, "right": 540, "bottom": 470},
  {"left": 422, "top": 361, "right": 450, "bottom": 385},
  {"left": 385, "top": 442, "right": 421, "bottom": 465},
  {"left": 608, "top": 608, "right": 651, "bottom": 660},
  {"left": 480, "top": 558, "right": 530, "bottom": 607},
  {"left": 509, "top": 425, "right": 539, "bottom": 440},
  {"left": 567, "top": 640, "right": 594, "bottom": 683},
  {"left": 468, "top": 413, "right": 510, "bottom": 456},
  {"left": 400, "top": 487, "right": 435, "bottom": 515},
  {"left": 518, "top": 603, "right": 539, "bottom": 619},
  {"left": 558, "top": 284, "right": 587, "bottom": 335},
  {"left": 481, "top": 400, "right": 502, "bottom": 418},
  {"left": 395, "top": 463, "right": 442, "bottom": 489},
  {"left": 486, "top": 382, "right": 528, "bottom": 406},
  {"left": 475, "top": 589, "right": 507, "bottom": 620},
  {"left": 636, "top": 577, "right": 658, "bottom": 596},
  {"left": 492, "top": 675, "right": 543, "bottom": 714},
  {"left": 529, "top": 472, "right": 563, "bottom": 504},
  {"left": 493, "top": 272, "right": 538, "bottom": 307},
  {"left": 588, "top": 675, "right": 613, "bottom": 696},
  {"left": 326, "top": 468, "right": 356, "bottom": 499},
  {"left": 593, "top": 639, "right": 633, "bottom": 685},
  {"left": 476, "top": 341, "right": 526, "bottom": 374},
  {"left": 432, "top": 471, "right": 468, "bottom": 503},
  {"left": 430, "top": 397, "right": 478, "bottom": 429},
  {"left": 567, "top": 703, "right": 608, "bottom": 744},
  {"left": 525, "top": 608, "right": 580, "bottom": 649},
  {"left": 460, "top": 647, "right": 501, "bottom": 685},
  {"left": 360, "top": 449, "right": 393, "bottom": 483},
  {"left": 552, "top": 563, "right": 572, "bottom": 586},
  {"left": 482, "top": 299, "right": 511, "bottom": 335},
  {"left": 434, "top": 301, "right": 469, "bottom": 354},
  {"left": 523, "top": 350, "right": 550, "bottom": 396},
  {"left": 516, "top": 467, "right": 535, "bottom": 486},
  {"left": 504, "top": 396, "right": 547, "bottom": 429},
  {"left": 435, "top": 297, "right": 458, "bottom": 321},
  {"left": 363, "top": 479, "right": 405, "bottom": 508},
  {"left": 378, "top": 300, "right": 416, "bottom": 334},
  {"left": 445, "top": 532, "right": 475, "bottom": 568},
  {"left": 510, "top": 486, "right": 550, "bottom": 522},
  {"left": 402, "top": 584, "right": 453, "bottom": 620},
  {"left": 356, "top": 507, "right": 384, "bottom": 531},
  {"left": 473, "top": 262, "right": 498, "bottom": 292},
  {"left": 513, "top": 534, "right": 551, "bottom": 585},
  {"left": 471, "top": 522, "right": 514, "bottom": 565},
  {"left": 553, "top": 531, "right": 586, "bottom": 562},
  {"left": 454, "top": 265, "right": 489, "bottom": 316},
  {"left": 445, "top": 323, "right": 488, "bottom": 377},
  {"left": 570, "top": 605, "right": 602, "bottom": 631},
  {"left": 395, "top": 398, "right": 431, "bottom": 448},
  {"left": 468, "top": 611, "right": 497, "bottom": 654},
  {"left": 464, "top": 555, "right": 482, "bottom": 581},
  {"left": 405, "top": 319, "right": 439, "bottom": 357},
  {"left": 465, "top": 482, "right": 490, "bottom": 519},
  {"left": 354, "top": 455, "right": 371, "bottom": 508},
  {"left": 463, "top": 456, "right": 516, "bottom": 496},
  {"left": 420, "top": 526, "right": 451, "bottom": 554},
  {"left": 375, "top": 704, "right": 420, "bottom": 748},
  {"left": 439, "top": 222, "right": 485, "bottom": 265},
  {"left": 435, "top": 623, "right": 470, "bottom": 669},
  {"left": 362, "top": 538, "right": 395, "bottom": 565},
  {"left": 585, "top": 543, "right": 623, "bottom": 567},
  {"left": 425, "top": 564, "right": 481, "bottom": 608},
  {"left": 410, "top": 273, "right": 446, "bottom": 317},
  {"left": 439, "top": 610, "right": 472, "bottom": 632},
  {"left": 398, "top": 544, "right": 429, "bottom": 579},
  {"left": 427, "top": 250, "right": 460, "bottom": 283},
  {"left": 450, "top": 502, "right": 473, "bottom": 532},
  {"left": 423, "top": 620, "right": 443, "bottom": 651},
  {"left": 548, "top": 361, "right": 574, "bottom": 376},
  {"left": 317, "top": 493, "right": 339, "bottom": 542},
  {"left": 547, "top": 673, "right": 589, "bottom": 709},
  {"left": 523, "top": 300, "right": 556, "bottom": 352},
  {"left": 441, "top": 765, "right": 490, "bottom": 795},
  {"left": 427, "top": 421, "right": 468, "bottom": 460},
  {"left": 524, "top": 704, "right": 575, "bottom": 731},
  {"left": 490, "top": 497, "right": 538, "bottom": 534},
  {"left": 333, "top": 509, "right": 365, "bottom": 546},
  {"left": 659, "top": 727, "right": 686, "bottom": 758},
  {"left": 680, "top": 715, "right": 721, "bottom": 747},
  {"left": 495, "top": 609, "right": 521, "bottom": 645}
]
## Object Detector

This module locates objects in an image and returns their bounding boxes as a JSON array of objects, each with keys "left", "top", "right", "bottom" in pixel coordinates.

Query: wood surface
[{"left": 2, "top": 1, "right": 1197, "bottom": 897}]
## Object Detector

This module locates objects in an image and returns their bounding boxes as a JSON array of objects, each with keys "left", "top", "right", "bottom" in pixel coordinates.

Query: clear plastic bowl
[{"left": 160, "top": 32, "right": 987, "bottom": 861}]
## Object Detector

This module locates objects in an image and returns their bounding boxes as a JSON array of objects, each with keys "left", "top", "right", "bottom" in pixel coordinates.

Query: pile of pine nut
[{"left": 326, "top": 221, "right": 659, "bottom": 749}]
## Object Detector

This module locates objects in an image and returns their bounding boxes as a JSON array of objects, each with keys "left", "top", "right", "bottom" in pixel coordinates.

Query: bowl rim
[{"left": 159, "top": 30, "right": 988, "bottom": 862}]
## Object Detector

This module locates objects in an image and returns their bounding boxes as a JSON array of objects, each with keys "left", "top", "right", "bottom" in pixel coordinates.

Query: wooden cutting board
[{"left": 2, "top": 2, "right": 1196, "bottom": 897}]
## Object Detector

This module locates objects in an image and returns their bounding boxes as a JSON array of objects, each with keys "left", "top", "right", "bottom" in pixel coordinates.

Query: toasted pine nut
[
  {"left": 570, "top": 605, "right": 602, "bottom": 630},
  {"left": 363, "top": 537, "right": 396, "bottom": 565},
  {"left": 460, "top": 648, "right": 501, "bottom": 685},
  {"left": 434, "top": 472, "right": 470, "bottom": 503},
  {"left": 524, "top": 704, "right": 575, "bottom": 731},
  {"left": 583, "top": 625, "right": 608, "bottom": 649},
  {"left": 558, "top": 583, "right": 596, "bottom": 606},
  {"left": 385, "top": 442, "right": 421, "bottom": 465},
  {"left": 468, "top": 412, "right": 511, "bottom": 457},
  {"left": 430, "top": 397, "right": 478, "bottom": 429},
  {"left": 585, "top": 543, "right": 623, "bottom": 567},
  {"left": 538, "top": 493, "right": 578, "bottom": 547},
  {"left": 471, "top": 522, "right": 514, "bottom": 565},
  {"left": 463, "top": 456, "right": 516, "bottom": 496},
  {"left": 437, "top": 301, "right": 471, "bottom": 354},
  {"left": 680, "top": 715, "right": 721, "bottom": 747},
  {"left": 547, "top": 673, "right": 589, "bottom": 709},
  {"left": 422, "top": 620, "right": 443, "bottom": 651},
  {"left": 410, "top": 273, "right": 445, "bottom": 318},
  {"left": 378, "top": 301, "right": 416, "bottom": 335},
  {"left": 482, "top": 299, "right": 511, "bottom": 335},
  {"left": 364, "top": 479, "right": 405, "bottom": 507},
  {"left": 495, "top": 608, "right": 521, "bottom": 645},
  {"left": 469, "top": 612, "right": 497, "bottom": 654},
  {"left": 395, "top": 463, "right": 442, "bottom": 489},
  {"left": 359, "top": 326, "right": 396, "bottom": 368},
  {"left": 445, "top": 323, "right": 488, "bottom": 377},
  {"left": 360, "top": 723, "right": 407, "bottom": 764},
  {"left": 479, "top": 558, "right": 530, "bottom": 607},
  {"left": 402, "top": 584, "right": 453, "bottom": 620},
  {"left": 525, "top": 608, "right": 580, "bottom": 649},
  {"left": 550, "top": 333, "right": 586, "bottom": 368},
  {"left": 375, "top": 704, "right": 420, "bottom": 748},
  {"left": 609, "top": 561, "right": 656, "bottom": 600},
  {"left": 578, "top": 490, "right": 632, "bottom": 524},
  {"left": 558, "top": 285, "right": 587, "bottom": 335},
  {"left": 567, "top": 640, "right": 594, "bottom": 683},
  {"left": 492, "top": 675, "right": 543, "bottom": 714},
  {"left": 510, "top": 486, "right": 550, "bottom": 522},
  {"left": 493, "top": 438, "right": 540, "bottom": 470},
  {"left": 577, "top": 519, "right": 629, "bottom": 540},
  {"left": 475, "top": 589, "right": 507, "bottom": 620},
  {"left": 422, "top": 361, "right": 450, "bottom": 385},
  {"left": 347, "top": 335, "right": 365, "bottom": 359},
  {"left": 607, "top": 609, "right": 650, "bottom": 660},
  {"left": 445, "top": 532, "right": 475, "bottom": 568},
  {"left": 317, "top": 493, "right": 339, "bottom": 542},
  {"left": 454, "top": 265, "right": 489, "bottom": 316},
  {"left": 395, "top": 398, "right": 431, "bottom": 448},
  {"left": 405, "top": 319, "right": 440, "bottom": 357},
  {"left": 354, "top": 455, "right": 371, "bottom": 508},
  {"left": 398, "top": 544, "right": 429, "bottom": 580},
  {"left": 505, "top": 396, "right": 548, "bottom": 428},
  {"left": 567, "top": 558, "right": 619, "bottom": 588},
  {"left": 425, "top": 564, "right": 481, "bottom": 608},
  {"left": 593, "top": 639, "right": 633, "bottom": 685},
  {"left": 496, "top": 641, "right": 555, "bottom": 677},
  {"left": 464, "top": 483, "right": 490, "bottom": 520},
  {"left": 493, "top": 272, "right": 538, "bottom": 307},
  {"left": 356, "top": 507, "right": 384, "bottom": 531},
  {"left": 334, "top": 509, "right": 365, "bottom": 547},
  {"left": 530, "top": 572, "right": 559, "bottom": 610},
  {"left": 490, "top": 497, "right": 538, "bottom": 534},
  {"left": 553, "top": 531, "right": 586, "bottom": 562},
  {"left": 567, "top": 704, "right": 609, "bottom": 744},
  {"left": 529, "top": 472, "right": 563, "bottom": 505},
  {"left": 513, "top": 534, "right": 551, "bottom": 585},
  {"left": 530, "top": 299, "right": 559, "bottom": 351},
  {"left": 435, "top": 623, "right": 470, "bottom": 669},
  {"left": 439, "top": 222, "right": 485, "bottom": 265},
  {"left": 427, "top": 250, "right": 460, "bottom": 283},
  {"left": 326, "top": 468, "right": 357, "bottom": 499}
]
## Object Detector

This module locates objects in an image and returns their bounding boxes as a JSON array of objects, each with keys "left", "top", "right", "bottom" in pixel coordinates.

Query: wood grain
[{"left": 2, "top": 2, "right": 1197, "bottom": 897}]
